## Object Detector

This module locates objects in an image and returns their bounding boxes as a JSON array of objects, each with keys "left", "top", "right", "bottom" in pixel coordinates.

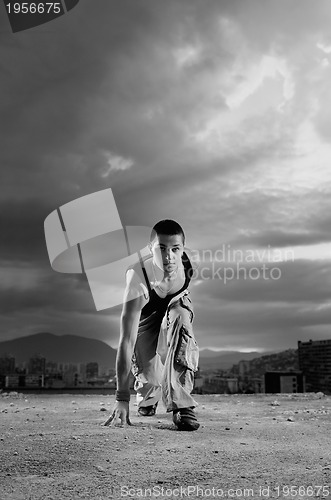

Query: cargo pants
[{"left": 131, "top": 290, "right": 199, "bottom": 412}]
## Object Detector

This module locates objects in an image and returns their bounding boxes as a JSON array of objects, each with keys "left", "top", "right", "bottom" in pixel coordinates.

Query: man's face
[{"left": 150, "top": 233, "right": 184, "bottom": 273}]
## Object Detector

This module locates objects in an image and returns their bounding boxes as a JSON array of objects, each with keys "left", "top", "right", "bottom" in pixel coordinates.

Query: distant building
[
  {"left": 5, "top": 374, "right": 44, "bottom": 388},
  {"left": 238, "top": 360, "right": 250, "bottom": 377},
  {"left": 298, "top": 339, "right": 331, "bottom": 394},
  {"left": 264, "top": 371, "right": 305, "bottom": 393},
  {"left": 25, "top": 374, "right": 44, "bottom": 388},
  {"left": 198, "top": 374, "right": 238, "bottom": 394},
  {"left": 5, "top": 374, "right": 20, "bottom": 388},
  {"left": 252, "top": 377, "right": 264, "bottom": 393},
  {"left": 28, "top": 355, "right": 46, "bottom": 375},
  {"left": 46, "top": 361, "right": 58, "bottom": 375},
  {"left": 86, "top": 362, "right": 99, "bottom": 379},
  {"left": 0, "top": 355, "right": 15, "bottom": 375}
]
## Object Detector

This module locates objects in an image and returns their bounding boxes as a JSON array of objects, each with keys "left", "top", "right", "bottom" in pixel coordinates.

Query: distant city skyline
[{"left": 2, "top": 1, "right": 331, "bottom": 352}]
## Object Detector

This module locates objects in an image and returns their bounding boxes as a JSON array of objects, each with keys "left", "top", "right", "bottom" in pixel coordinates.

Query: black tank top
[{"left": 130, "top": 253, "right": 192, "bottom": 330}]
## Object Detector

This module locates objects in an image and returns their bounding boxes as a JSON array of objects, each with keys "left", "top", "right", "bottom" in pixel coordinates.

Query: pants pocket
[{"left": 175, "top": 327, "right": 199, "bottom": 372}]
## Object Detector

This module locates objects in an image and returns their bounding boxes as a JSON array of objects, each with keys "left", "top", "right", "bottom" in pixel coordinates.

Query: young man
[{"left": 104, "top": 219, "right": 199, "bottom": 431}]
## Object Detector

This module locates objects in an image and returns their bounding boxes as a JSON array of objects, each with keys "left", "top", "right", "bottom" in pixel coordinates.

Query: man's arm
[
  {"left": 103, "top": 269, "right": 147, "bottom": 426},
  {"left": 116, "top": 290, "right": 144, "bottom": 393}
]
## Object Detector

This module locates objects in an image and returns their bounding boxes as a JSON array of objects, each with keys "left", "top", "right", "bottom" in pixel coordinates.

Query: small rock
[
  {"left": 271, "top": 400, "right": 280, "bottom": 406},
  {"left": 100, "top": 407, "right": 107, "bottom": 412},
  {"left": 287, "top": 417, "right": 295, "bottom": 422},
  {"left": 225, "top": 427, "right": 230, "bottom": 430},
  {"left": 13, "top": 451, "right": 18, "bottom": 456},
  {"left": 95, "top": 465, "right": 105, "bottom": 472}
]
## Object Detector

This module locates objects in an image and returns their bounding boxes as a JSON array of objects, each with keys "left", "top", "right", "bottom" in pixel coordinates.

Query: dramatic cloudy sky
[{"left": 1, "top": 0, "right": 331, "bottom": 353}]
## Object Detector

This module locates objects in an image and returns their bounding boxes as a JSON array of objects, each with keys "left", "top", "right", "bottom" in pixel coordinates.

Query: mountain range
[
  {"left": 198, "top": 349, "right": 277, "bottom": 369},
  {"left": 0, "top": 332, "right": 117, "bottom": 368},
  {"left": 0, "top": 332, "right": 276, "bottom": 370}
]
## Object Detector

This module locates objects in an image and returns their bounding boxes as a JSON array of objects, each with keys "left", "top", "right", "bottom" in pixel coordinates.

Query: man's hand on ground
[{"left": 103, "top": 401, "right": 131, "bottom": 427}]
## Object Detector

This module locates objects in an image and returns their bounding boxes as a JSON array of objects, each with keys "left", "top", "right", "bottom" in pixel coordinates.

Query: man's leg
[{"left": 161, "top": 294, "right": 199, "bottom": 414}]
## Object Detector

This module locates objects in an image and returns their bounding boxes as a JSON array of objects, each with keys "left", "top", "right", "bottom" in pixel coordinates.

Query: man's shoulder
[{"left": 125, "top": 255, "right": 152, "bottom": 300}]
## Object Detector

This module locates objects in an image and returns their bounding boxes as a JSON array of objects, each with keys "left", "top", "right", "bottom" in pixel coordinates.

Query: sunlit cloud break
[{"left": 101, "top": 151, "right": 134, "bottom": 177}]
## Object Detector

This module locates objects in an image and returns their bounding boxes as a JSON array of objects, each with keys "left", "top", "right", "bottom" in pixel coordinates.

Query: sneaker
[
  {"left": 138, "top": 402, "right": 158, "bottom": 417},
  {"left": 172, "top": 407, "right": 200, "bottom": 431}
]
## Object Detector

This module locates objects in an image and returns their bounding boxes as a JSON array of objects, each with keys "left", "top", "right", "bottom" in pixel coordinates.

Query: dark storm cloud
[
  {"left": 191, "top": 259, "right": 331, "bottom": 305},
  {"left": 190, "top": 257, "right": 331, "bottom": 349},
  {"left": 0, "top": 199, "right": 53, "bottom": 262},
  {"left": 0, "top": 262, "right": 92, "bottom": 314}
]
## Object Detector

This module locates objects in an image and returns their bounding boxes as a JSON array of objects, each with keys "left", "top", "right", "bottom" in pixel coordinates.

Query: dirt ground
[{"left": 0, "top": 392, "right": 330, "bottom": 500}]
